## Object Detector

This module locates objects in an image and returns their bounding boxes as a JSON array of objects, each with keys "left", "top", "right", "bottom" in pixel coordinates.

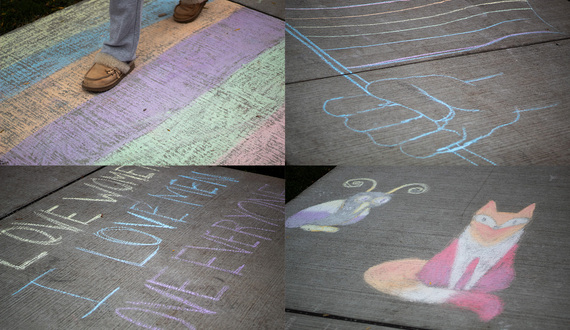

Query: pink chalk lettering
[
  {"left": 144, "top": 284, "right": 218, "bottom": 313},
  {"left": 225, "top": 209, "right": 279, "bottom": 227},
  {"left": 147, "top": 267, "right": 230, "bottom": 301},
  {"left": 173, "top": 250, "right": 245, "bottom": 276},
  {"left": 202, "top": 229, "right": 260, "bottom": 248},
  {"left": 238, "top": 201, "right": 284, "bottom": 219},
  {"left": 212, "top": 220, "right": 275, "bottom": 240},
  {"left": 115, "top": 307, "right": 196, "bottom": 330},
  {"left": 256, "top": 183, "right": 285, "bottom": 197}
]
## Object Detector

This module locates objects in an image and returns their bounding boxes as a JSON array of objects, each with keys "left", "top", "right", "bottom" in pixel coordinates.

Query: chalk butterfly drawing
[
  {"left": 364, "top": 201, "right": 535, "bottom": 321},
  {"left": 286, "top": 178, "right": 428, "bottom": 232}
]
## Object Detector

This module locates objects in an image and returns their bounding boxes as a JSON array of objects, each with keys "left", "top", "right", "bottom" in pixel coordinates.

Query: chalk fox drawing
[{"left": 364, "top": 201, "right": 535, "bottom": 321}]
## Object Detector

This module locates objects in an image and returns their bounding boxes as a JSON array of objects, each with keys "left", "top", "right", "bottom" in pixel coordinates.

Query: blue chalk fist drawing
[
  {"left": 322, "top": 74, "right": 557, "bottom": 165},
  {"left": 286, "top": 0, "right": 562, "bottom": 165},
  {"left": 286, "top": 178, "right": 428, "bottom": 232}
]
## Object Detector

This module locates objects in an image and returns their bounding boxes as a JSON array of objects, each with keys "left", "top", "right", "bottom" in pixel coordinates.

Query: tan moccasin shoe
[
  {"left": 82, "top": 53, "right": 135, "bottom": 93},
  {"left": 173, "top": 1, "right": 207, "bottom": 23}
]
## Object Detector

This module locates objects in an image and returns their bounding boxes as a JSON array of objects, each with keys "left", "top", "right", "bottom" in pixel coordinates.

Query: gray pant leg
[{"left": 100, "top": 0, "right": 144, "bottom": 63}]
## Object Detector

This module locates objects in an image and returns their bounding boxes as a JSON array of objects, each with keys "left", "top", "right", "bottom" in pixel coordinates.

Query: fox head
[{"left": 468, "top": 201, "right": 535, "bottom": 246}]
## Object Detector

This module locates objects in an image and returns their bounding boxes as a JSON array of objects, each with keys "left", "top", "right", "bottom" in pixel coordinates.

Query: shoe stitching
[{"left": 105, "top": 67, "right": 122, "bottom": 79}]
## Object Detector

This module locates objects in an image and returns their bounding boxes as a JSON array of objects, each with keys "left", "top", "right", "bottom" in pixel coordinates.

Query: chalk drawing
[
  {"left": 364, "top": 201, "right": 535, "bottom": 321},
  {"left": 286, "top": 178, "right": 428, "bottom": 232},
  {"left": 286, "top": 0, "right": 563, "bottom": 165},
  {"left": 13, "top": 268, "right": 120, "bottom": 319},
  {"left": 148, "top": 267, "right": 230, "bottom": 301},
  {"left": 0, "top": 251, "right": 48, "bottom": 270}
]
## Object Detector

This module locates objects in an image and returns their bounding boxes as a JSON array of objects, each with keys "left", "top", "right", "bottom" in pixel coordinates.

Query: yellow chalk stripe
[{"left": 0, "top": 0, "right": 241, "bottom": 156}]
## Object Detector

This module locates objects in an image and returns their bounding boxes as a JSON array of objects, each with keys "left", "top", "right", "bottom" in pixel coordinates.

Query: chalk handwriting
[
  {"left": 64, "top": 166, "right": 162, "bottom": 202},
  {"left": 148, "top": 171, "right": 239, "bottom": 207},
  {"left": 12, "top": 268, "right": 120, "bottom": 319},
  {"left": 4, "top": 171, "right": 282, "bottom": 329}
]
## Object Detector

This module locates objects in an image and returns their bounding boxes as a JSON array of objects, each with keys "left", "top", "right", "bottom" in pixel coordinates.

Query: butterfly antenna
[
  {"left": 343, "top": 178, "right": 377, "bottom": 192},
  {"left": 386, "top": 183, "right": 429, "bottom": 195}
]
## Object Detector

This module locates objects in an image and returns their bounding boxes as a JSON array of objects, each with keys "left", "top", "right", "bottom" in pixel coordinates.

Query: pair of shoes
[
  {"left": 82, "top": 53, "right": 135, "bottom": 93},
  {"left": 173, "top": 1, "right": 207, "bottom": 23}
]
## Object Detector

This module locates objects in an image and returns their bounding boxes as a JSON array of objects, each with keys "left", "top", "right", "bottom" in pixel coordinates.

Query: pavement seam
[{"left": 0, "top": 167, "right": 104, "bottom": 221}]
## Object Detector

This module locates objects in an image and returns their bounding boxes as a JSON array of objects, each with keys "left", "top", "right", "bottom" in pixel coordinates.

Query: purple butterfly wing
[{"left": 286, "top": 200, "right": 344, "bottom": 228}]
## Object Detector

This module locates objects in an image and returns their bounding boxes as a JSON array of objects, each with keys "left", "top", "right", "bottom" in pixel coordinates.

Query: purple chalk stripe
[{"left": 2, "top": 8, "right": 284, "bottom": 165}]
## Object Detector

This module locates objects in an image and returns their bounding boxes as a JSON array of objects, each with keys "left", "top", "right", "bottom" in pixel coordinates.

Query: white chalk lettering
[
  {"left": 91, "top": 178, "right": 135, "bottom": 191},
  {"left": 38, "top": 205, "right": 102, "bottom": 225},
  {"left": 114, "top": 166, "right": 161, "bottom": 181},
  {"left": 0, "top": 251, "right": 48, "bottom": 270},
  {"left": 1, "top": 226, "right": 61, "bottom": 245},
  {"left": 23, "top": 210, "right": 84, "bottom": 233},
  {"left": 63, "top": 183, "right": 122, "bottom": 203}
]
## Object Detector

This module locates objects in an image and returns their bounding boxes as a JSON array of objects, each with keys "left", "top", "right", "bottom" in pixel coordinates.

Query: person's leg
[
  {"left": 174, "top": 0, "right": 208, "bottom": 23},
  {"left": 101, "top": 0, "right": 144, "bottom": 64},
  {"left": 82, "top": 0, "right": 143, "bottom": 92}
]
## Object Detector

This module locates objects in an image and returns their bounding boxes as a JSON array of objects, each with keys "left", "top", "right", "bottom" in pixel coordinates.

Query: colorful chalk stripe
[{"left": 0, "top": 0, "right": 285, "bottom": 165}]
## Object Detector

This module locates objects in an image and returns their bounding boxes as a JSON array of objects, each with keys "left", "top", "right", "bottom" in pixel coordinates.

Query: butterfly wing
[
  {"left": 286, "top": 200, "right": 345, "bottom": 228},
  {"left": 339, "top": 208, "right": 370, "bottom": 226}
]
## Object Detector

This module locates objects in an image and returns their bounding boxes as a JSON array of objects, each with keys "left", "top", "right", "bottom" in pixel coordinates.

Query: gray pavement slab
[
  {"left": 0, "top": 166, "right": 100, "bottom": 218},
  {"left": 286, "top": 38, "right": 570, "bottom": 165},
  {"left": 231, "top": 0, "right": 285, "bottom": 19},
  {"left": 286, "top": 312, "right": 395, "bottom": 330},
  {"left": 285, "top": 166, "right": 570, "bottom": 329},
  {"left": 0, "top": 166, "right": 284, "bottom": 329},
  {"left": 286, "top": 0, "right": 570, "bottom": 83}
]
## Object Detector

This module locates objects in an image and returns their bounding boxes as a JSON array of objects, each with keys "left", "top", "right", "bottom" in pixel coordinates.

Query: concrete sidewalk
[
  {"left": 0, "top": 166, "right": 284, "bottom": 328},
  {"left": 286, "top": 0, "right": 570, "bottom": 165},
  {"left": 0, "top": 0, "right": 285, "bottom": 165},
  {"left": 285, "top": 166, "right": 570, "bottom": 329}
]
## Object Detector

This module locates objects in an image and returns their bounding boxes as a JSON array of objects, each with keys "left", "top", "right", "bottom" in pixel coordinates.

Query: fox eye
[
  {"left": 500, "top": 217, "right": 529, "bottom": 228},
  {"left": 473, "top": 214, "right": 496, "bottom": 227}
]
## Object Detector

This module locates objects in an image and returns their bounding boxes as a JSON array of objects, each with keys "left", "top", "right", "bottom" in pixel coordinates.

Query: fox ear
[
  {"left": 518, "top": 203, "right": 536, "bottom": 218},
  {"left": 478, "top": 200, "right": 497, "bottom": 213}
]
